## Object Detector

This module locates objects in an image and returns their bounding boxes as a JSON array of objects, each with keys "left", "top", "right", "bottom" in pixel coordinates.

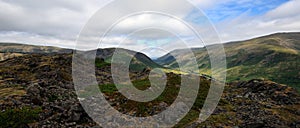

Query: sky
[{"left": 0, "top": 0, "right": 299, "bottom": 58}]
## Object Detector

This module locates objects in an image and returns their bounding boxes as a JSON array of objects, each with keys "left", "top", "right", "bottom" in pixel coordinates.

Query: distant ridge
[
  {"left": 1, "top": 32, "right": 299, "bottom": 91},
  {"left": 155, "top": 32, "right": 300, "bottom": 91}
]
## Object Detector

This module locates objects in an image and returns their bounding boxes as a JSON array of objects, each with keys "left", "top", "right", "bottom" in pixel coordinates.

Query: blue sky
[
  {"left": 193, "top": 0, "right": 290, "bottom": 23},
  {"left": 137, "top": 38, "right": 173, "bottom": 47}
]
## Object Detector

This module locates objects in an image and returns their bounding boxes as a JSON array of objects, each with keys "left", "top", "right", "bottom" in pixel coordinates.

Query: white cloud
[
  {"left": 0, "top": 0, "right": 299, "bottom": 57},
  {"left": 0, "top": 0, "right": 209, "bottom": 45},
  {"left": 190, "top": 0, "right": 232, "bottom": 9},
  {"left": 110, "top": 14, "right": 194, "bottom": 39},
  {"left": 0, "top": 0, "right": 108, "bottom": 46},
  {"left": 0, "top": 31, "right": 75, "bottom": 48},
  {"left": 215, "top": 0, "right": 300, "bottom": 42},
  {"left": 265, "top": 0, "right": 300, "bottom": 20}
]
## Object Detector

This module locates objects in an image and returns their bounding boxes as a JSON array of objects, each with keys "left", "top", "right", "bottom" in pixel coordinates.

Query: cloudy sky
[{"left": 0, "top": 0, "right": 299, "bottom": 58}]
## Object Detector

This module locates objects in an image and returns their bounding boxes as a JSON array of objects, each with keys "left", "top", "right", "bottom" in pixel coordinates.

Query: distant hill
[
  {"left": 0, "top": 43, "right": 73, "bottom": 54},
  {"left": 74, "top": 48, "right": 161, "bottom": 72},
  {"left": 0, "top": 38, "right": 299, "bottom": 127},
  {"left": 96, "top": 48, "right": 162, "bottom": 70},
  {"left": 0, "top": 43, "right": 161, "bottom": 72},
  {"left": 0, "top": 43, "right": 73, "bottom": 61},
  {"left": 155, "top": 32, "right": 300, "bottom": 91},
  {"left": 1, "top": 32, "right": 300, "bottom": 91}
]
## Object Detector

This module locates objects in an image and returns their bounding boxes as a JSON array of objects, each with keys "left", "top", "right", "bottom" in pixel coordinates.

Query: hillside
[
  {"left": 0, "top": 43, "right": 73, "bottom": 54},
  {"left": 155, "top": 32, "right": 300, "bottom": 91},
  {"left": 0, "top": 43, "right": 73, "bottom": 61},
  {"left": 0, "top": 34, "right": 299, "bottom": 127},
  {"left": 0, "top": 43, "right": 161, "bottom": 72},
  {"left": 95, "top": 48, "right": 162, "bottom": 71},
  {"left": 0, "top": 53, "right": 299, "bottom": 127}
]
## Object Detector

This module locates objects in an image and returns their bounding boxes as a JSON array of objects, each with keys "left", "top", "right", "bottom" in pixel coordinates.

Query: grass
[
  {"left": 174, "top": 110, "right": 199, "bottom": 128},
  {"left": 0, "top": 85, "right": 26, "bottom": 97},
  {"left": 131, "top": 78, "right": 151, "bottom": 90},
  {"left": 97, "top": 75, "right": 180, "bottom": 116},
  {"left": 157, "top": 35, "right": 300, "bottom": 93},
  {"left": 79, "top": 73, "right": 233, "bottom": 127},
  {"left": 263, "top": 45, "right": 298, "bottom": 55},
  {"left": 0, "top": 106, "right": 42, "bottom": 128},
  {"left": 94, "top": 73, "right": 212, "bottom": 125},
  {"left": 100, "top": 83, "right": 118, "bottom": 94},
  {"left": 129, "top": 63, "right": 147, "bottom": 72},
  {"left": 95, "top": 58, "right": 110, "bottom": 68}
]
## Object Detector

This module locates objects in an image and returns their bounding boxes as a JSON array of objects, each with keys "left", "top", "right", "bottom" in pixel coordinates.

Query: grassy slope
[
  {"left": 96, "top": 48, "right": 162, "bottom": 72},
  {"left": 156, "top": 32, "right": 300, "bottom": 91}
]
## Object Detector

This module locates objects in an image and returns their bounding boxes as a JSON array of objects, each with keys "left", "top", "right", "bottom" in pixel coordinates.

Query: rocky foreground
[{"left": 0, "top": 54, "right": 299, "bottom": 128}]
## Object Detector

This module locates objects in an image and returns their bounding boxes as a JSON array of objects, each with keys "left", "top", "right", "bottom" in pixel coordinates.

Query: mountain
[
  {"left": 0, "top": 43, "right": 161, "bottom": 72},
  {"left": 0, "top": 43, "right": 73, "bottom": 61},
  {"left": 0, "top": 43, "right": 73, "bottom": 54},
  {"left": 0, "top": 53, "right": 299, "bottom": 127},
  {"left": 155, "top": 32, "right": 300, "bottom": 91},
  {"left": 0, "top": 34, "right": 299, "bottom": 127},
  {"left": 95, "top": 48, "right": 162, "bottom": 71}
]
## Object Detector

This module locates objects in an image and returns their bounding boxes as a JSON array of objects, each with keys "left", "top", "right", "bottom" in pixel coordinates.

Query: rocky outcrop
[
  {"left": 0, "top": 52, "right": 24, "bottom": 61},
  {"left": 0, "top": 54, "right": 299, "bottom": 128},
  {"left": 199, "top": 79, "right": 300, "bottom": 128}
]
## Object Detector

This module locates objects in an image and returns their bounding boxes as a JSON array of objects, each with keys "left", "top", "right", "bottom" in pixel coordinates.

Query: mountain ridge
[
  {"left": 156, "top": 32, "right": 300, "bottom": 91},
  {"left": 1, "top": 32, "right": 299, "bottom": 90},
  {"left": 0, "top": 32, "right": 299, "bottom": 127}
]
